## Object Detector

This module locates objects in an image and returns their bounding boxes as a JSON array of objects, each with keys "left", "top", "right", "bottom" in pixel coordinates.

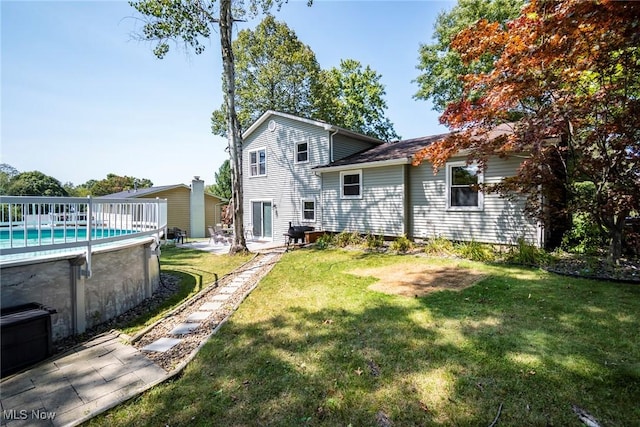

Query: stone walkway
[{"left": 0, "top": 252, "right": 280, "bottom": 427}]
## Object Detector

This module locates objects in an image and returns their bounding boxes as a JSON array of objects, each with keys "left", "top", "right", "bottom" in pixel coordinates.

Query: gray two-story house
[
  {"left": 241, "top": 111, "right": 384, "bottom": 242},
  {"left": 242, "top": 111, "right": 542, "bottom": 247}
]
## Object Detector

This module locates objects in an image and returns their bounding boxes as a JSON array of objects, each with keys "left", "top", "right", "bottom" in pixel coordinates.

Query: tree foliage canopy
[
  {"left": 208, "top": 159, "right": 232, "bottom": 200},
  {"left": 6, "top": 171, "right": 68, "bottom": 197},
  {"left": 211, "top": 16, "right": 398, "bottom": 141},
  {"left": 88, "top": 174, "right": 153, "bottom": 196},
  {"left": 415, "top": 0, "right": 640, "bottom": 260},
  {"left": 414, "top": 0, "right": 524, "bottom": 113},
  {"left": 317, "top": 59, "right": 399, "bottom": 141},
  {"left": 211, "top": 15, "right": 322, "bottom": 136},
  {"left": 0, "top": 163, "right": 19, "bottom": 195}
]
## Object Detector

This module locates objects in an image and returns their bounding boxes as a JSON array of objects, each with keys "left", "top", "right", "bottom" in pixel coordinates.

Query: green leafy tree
[
  {"left": 6, "top": 171, "right": 68, "bottom": 197},
  {"left": 414, "top": 0, "right": 524, "bottom": 113},
  {"left": 74, "top": 179, "right": 97, "bottom": 197},
  {"left": 208, "top": 159, "right": 232, "bottom": 200},
  {"left": 316, "top": 59, "right": 399, "bottom": 141},
  {"left": 89, "top": 174, "right": 153, "bottom": 196},
  {"left": 130, "top": 0, "right": 307, "bottom": 254},
  {"left": 0, "top": 163, "right": 19, "bottom": 195},
  {"left": 211, "top": 15, "right": 322, "bottom": 136},
  {"left": 62, "top": 182, "right": 81, "bottom": 197},
  {"left": 416, "top": 0, "right": 640, "bottom": 261},
  {"left": 212, "top": 16, "right": 398, "bottom": 141}
]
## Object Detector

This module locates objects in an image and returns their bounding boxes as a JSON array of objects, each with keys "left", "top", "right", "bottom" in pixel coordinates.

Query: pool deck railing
[{"left": 0, "top": 195, "right": 167, "bottom": 277}]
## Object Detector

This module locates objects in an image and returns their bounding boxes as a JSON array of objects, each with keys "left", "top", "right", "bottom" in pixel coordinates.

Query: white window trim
[
  {"left": 340, "top": 170, "right": 363, "bottom": 199},
  {"left": 295, "top": 139, "right": 310, "bottom": 164},
  {"left": 248, "top": 147, "right": 267, "bottom": 177},
  {"left": 445, "top": 161, "right": 484, "bottom": 211},
  {"left": 301, "top": 198, "right": 316, "bottom": 222}
]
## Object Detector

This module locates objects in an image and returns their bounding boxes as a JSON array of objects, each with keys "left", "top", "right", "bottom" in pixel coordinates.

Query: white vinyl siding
[
  {"left": 410, "top": 156, "right": 538, "bottom": 245},
  {"left": 243, "top": 114, "right": 385, "bottom": 244},
  {"left": 243, "top": 116, "right": 326, "bottom": 244},
  {"left": 332, "top": 134, "right": 379, "bottom": 161},
  {"left": 323, "top": 165, "right": 405, "bottom": 236}
]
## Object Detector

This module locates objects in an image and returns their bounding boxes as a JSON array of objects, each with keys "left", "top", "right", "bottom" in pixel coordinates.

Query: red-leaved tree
[{"left": 414, "top": 0, "right": 640, "bottom": 261}]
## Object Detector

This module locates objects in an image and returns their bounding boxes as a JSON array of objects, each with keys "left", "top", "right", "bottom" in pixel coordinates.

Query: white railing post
[{"left": 82, "top": 196, "right": 93, "bottom": 278}]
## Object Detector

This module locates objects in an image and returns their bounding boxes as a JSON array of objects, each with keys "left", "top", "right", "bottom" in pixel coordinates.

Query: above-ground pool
[{"left": 0, "top": 227, "right": 136, "bottom": 249}]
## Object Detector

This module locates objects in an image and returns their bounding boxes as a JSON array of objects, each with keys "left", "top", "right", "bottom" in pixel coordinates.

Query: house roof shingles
[
  {"left": 315, "top": 133, "right": 449, "bottom": 170},
  {"left": 100, "top": 185, "right": 187, "bottom": 199}
]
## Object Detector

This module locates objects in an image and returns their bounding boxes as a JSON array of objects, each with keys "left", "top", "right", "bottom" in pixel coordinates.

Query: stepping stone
[
  {"left": 219, "top": 286, "right": 238, "bottom": 294},
  {"left": 211, "top": 294, "right": 231, "bottom": 301},
  {"left": 141, "top": 338, "right": 182, "bottom": 353},
  {"left": 200, "top": 301, "right": 223, "bottom": 311},
  {"left": 186, "top": 311, "right": 212, "bottom": 322},
  {"left": 169, "top": 323, "right": 200, "bottom": 335}
]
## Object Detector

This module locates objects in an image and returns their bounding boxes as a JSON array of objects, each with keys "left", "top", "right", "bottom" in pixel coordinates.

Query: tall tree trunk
[
  {"left": 219, "top": 0, "right": 247, "bottom": 254},
  {"left": 608, "top": 215, "right": 626, "bottom": 264}
]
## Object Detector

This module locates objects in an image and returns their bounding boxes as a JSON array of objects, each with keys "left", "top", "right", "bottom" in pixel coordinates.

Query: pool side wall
[{"left": 0, "top": 240, "right": 160, "bottom": 341}]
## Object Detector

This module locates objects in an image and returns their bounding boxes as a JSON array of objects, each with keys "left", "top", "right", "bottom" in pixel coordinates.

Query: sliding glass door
[{"left": 251, "top": 201, "right": 272, "bottom": 239}]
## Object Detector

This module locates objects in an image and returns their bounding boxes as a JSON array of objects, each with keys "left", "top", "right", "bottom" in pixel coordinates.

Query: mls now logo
[{"left": 2, "top": 409, "right": 56, "bottom": 421}]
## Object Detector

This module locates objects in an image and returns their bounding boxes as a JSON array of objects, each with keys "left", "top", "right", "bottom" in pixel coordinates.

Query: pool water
[{"left": 0, "top": 228, "right": 135, "bottom": 248}]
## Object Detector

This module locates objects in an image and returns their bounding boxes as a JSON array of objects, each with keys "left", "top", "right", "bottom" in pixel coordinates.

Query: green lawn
[{"left": 90, "top": 249, "right": 640, "bottom": 426}]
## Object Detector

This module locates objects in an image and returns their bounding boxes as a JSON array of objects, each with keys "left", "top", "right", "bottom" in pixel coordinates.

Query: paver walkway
[{"left": 0, "top": 251, "right": 281, "bottom": 427}]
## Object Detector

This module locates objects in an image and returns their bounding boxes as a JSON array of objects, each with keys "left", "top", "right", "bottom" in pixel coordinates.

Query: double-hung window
[
  {"left": 341, "top": 170, "right": 362, "bottom": 199},
  {"left": 296, "top": 140, "right": 309, "bottom": 163},
  {"left": 446, "top": 161, "right": 483, "bottom": 210},
  {"left": 301, "top": 199, "right": 316, "bottom": 222},
  {"left": 249, "top": 148, "right": 266, "bottom": 177}
]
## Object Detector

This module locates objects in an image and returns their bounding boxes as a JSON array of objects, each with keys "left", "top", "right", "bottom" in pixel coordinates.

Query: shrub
[
  {"left": 334, "top": 231, "right": 363, "bottom": 248},
  {"left": 561, "top": 212, "right": 606, "bottom": 255},
  {"left": 506, "top": 237, "right": 545, "bottom": 266},
  {"left": 390, "top": 235, "right": 413, "bottom": 253},
  {"left": 424, "top": 236, "right": 455, "bottom": 256},
  {"left": 364, "top": 232, "right": 385, "bottom": 250},
  {"left": 315, "top": 233, "right": 334, "bottom": 250},
  {"left": 455, "top": 240, "right": 496, "bottom": 262}
]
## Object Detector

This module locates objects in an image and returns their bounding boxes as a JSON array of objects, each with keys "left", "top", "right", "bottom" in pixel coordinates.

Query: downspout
[
  {"left": 328, "top": 128, "right": 339, "bottom": 163},
  {"left": 404, "top": 162, "right": 412, "bottom": 239}
]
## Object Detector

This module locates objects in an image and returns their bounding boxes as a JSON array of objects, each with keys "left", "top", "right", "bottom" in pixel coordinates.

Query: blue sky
[{"left": 1, "top": 0, "right": 455, "bottom": 188}]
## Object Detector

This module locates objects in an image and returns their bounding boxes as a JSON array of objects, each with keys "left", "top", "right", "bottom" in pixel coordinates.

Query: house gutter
[{"left": 314, "top": 157, "right": 412, "bottom": 174}]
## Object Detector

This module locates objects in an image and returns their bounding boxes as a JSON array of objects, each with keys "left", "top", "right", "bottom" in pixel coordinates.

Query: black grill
[{"left": 284, "top": 222, "right": 314, "bottom": 245}]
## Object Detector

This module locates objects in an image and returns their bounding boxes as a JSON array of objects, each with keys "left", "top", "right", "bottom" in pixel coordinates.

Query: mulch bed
[{"left": 543, "top": 256, "right": 640, "bottom": 283}]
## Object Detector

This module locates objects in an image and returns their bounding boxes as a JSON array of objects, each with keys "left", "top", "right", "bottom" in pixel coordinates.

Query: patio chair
[
  {"left": 208, "top": 225, "right": 228, "bottom": 245},
  {"left": 245, "top": 223, "right": 254, "bottom": 241},
  {"left": 173, "top": 227, "right": 187, "bottom": 244}
]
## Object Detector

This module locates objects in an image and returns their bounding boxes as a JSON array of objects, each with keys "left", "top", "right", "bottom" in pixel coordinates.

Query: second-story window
[
  {"left": 249, "top": 148, "right": 266, "bottom": 177},
  {"left": 296, "top": 141, "right": 309, "bottom": 163}
]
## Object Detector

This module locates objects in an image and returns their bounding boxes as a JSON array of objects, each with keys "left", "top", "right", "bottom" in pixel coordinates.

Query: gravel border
[{"left": 130, "top": 252, "right": 282, "bottom": 372}]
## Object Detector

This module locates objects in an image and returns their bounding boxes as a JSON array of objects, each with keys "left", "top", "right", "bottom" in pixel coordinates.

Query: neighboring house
[
  {"left": 242, "top": 111, "right": 543, "bottom": 247},
  {"left": 103, "top": 177, "right": 225, "bottom": 238}
]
